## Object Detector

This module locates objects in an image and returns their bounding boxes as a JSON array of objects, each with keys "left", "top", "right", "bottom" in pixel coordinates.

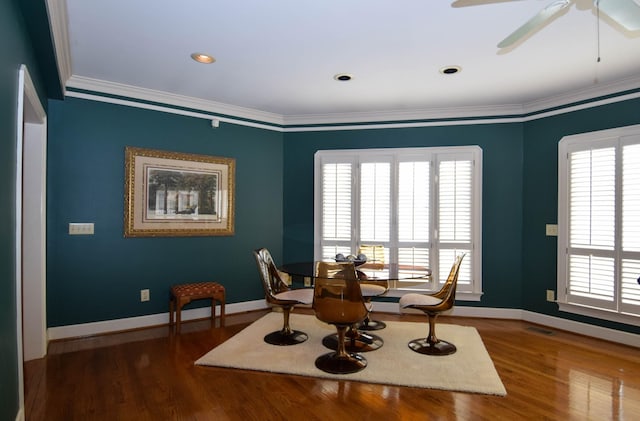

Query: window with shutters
[
  {"left": 314, "top": 146, "right": 482, "bottom": 300},
  {"left": 557, "top": 125, "right": 640, "bottom": 325}
]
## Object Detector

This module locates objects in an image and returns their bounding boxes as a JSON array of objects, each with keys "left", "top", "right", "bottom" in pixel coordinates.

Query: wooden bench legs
[{"left": 169, "top": 282, "right": 226, "bottom": 332}]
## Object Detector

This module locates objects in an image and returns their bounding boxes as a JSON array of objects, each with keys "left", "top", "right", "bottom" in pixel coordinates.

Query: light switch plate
[
  {"left": 546, "top": 224, "right": 558, "bottom": 236},
  {"left": 69, "top": 223, "right": 94, "bottom": 235}
]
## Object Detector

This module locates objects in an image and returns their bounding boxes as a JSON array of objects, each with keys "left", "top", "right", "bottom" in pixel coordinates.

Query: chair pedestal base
[
  {"left": 264, "top": 330, "right": 308, "bottom": 346},
  {"left": 407, "top": 338, "right": 457, "bottom": 356},
  {"left": 358, "top": 319, "right": 386, "bottom": 331},
  {"left": 322, "top": 329, "right": 383, "bottom": 352},
  {"left": 315, "top": 352, "right": 367, "bottom": 374}
]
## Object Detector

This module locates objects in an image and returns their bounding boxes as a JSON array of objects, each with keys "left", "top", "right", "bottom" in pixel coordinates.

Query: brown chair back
[
  {"left": 253, "top": 248, "right": 291, "bottom": 305},
  {"left": 430, "top": 253, "right": 466, "bottom": 310},
  {"left": 313, "top": 262, "right": 368, "bottom": 326}
]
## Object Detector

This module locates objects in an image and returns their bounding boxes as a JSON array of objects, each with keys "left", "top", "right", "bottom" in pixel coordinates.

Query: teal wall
[
  {"left": 47, "top": 97, "right": 284, "bottom": 326},
  {"left": 522, "top": 98, "right": 640, "bottom": 334},
  {"left": 283, "top": 98, "right": 640, "bottom": 335},
  {"left": 5, "top": 3, "right": 638, "bottom": 419},
  {"left": 0, "top": 0, "right": 50, "bottom": 418},
  {"left": 282, "top": 124, "right": 525, "bottom": 308}
]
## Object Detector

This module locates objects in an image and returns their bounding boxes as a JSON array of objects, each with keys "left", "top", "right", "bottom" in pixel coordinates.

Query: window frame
[
  {"left": 557, "top": 124, "right": 640, "bottom": 326},
  {"left": 314, "top": 146, "right": 483, "bottom": 301}
]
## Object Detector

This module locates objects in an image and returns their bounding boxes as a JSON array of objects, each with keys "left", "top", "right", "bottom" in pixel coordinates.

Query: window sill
[
  {"left": 557, "top": 302, "right": 640, "bottom": 327},
  {"left": 387, "top": 289, "right": 483, "bottom": 302}
]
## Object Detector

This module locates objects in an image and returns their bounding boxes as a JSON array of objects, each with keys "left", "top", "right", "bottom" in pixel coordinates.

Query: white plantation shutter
[
  {"left": 320, "top": 161, "right": 353, "bottom": 260},
  {"left": 315, "top": 147, "right": 482, "bottom": 296},
  {"left": 397, "top": 161, "right": 431, "bottom": 282},
  {"left": 558, "top": 126, "right": 640, "bottom": 323},
  {"left": 398, "top": 161, "right": 430, "bottom": 242},
  {"left": 567, "top": 148, "right": 616, "bottom": 308},
  {"left": 621, "top": 259, "right": 640, "bottom": 307},
  {"left": 437, "top": 158, "right": 472, "bottom": 286},
  {"left": 360, "top": 162, "right": 391, "bottom": 242},
  {"left": 569, "top": 148, "right": 616, "bottom": 250},
  {"left": 568, "top": 255, "right": 615, "bottom": 302},
  {"left": 438, "top": 160, "right": 472, "bottom": 244},
  {"left": 621, "top": 142, "right": 640, "bottom": 312}
]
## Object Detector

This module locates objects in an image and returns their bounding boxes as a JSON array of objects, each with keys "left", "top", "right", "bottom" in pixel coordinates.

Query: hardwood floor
[{"left": 25, "top": 309, "right": 640, "bottom": 420}]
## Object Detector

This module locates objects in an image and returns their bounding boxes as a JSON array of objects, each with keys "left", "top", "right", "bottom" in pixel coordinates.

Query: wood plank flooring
[{"left": 24, "top": 309, "right": 640, "bottom": 420}]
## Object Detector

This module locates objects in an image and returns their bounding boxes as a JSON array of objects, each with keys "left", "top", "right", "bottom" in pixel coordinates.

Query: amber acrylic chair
[
  {"left": 253, "top": 248, "right": 313, "bottom": 346},
  {"left": 321, "top": 278, "right": 385, "bottom": 352},
  {"left": 399, "top": 253, "right": 466, "bottom": 356},
  {"left": 313, "top": 261, "right": 369, "bottom": 374},
  {"left": 322, "top": 245, "right": 387, "bottom": 352},
  {"left": 357, "top": 244, "right": 388, "bottom": 331}
]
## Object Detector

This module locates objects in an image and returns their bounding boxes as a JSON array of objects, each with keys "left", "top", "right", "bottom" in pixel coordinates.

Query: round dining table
[
  {"left": 278, "top": 261, "right": 431, "bottom": 353},
  {"left": 279, "top": 261, "right": 432, "bottom": 282}
]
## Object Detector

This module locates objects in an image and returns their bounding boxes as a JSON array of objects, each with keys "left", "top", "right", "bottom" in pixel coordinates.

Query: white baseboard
[
  {"left": 375, "top": 302, "right": 639, "bottom": 348},
  {"left": 521, "top": 310, "right": 640, "bottom": 348},
  {"left": 47, "top": 300, "right": 639, "bottom": 349},
  {"left": 47, "top": 300, "right": 267, "bottom": 340}
]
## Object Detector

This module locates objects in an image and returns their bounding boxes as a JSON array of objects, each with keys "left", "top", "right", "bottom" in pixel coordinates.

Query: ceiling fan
[{"left": 452, "top": 0, "right": 640, "bottom": 48}]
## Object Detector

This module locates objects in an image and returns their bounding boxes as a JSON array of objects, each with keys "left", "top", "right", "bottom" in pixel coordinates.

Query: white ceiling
[{"left": 51, "top": 0, "right": 640, "bottom": 124}]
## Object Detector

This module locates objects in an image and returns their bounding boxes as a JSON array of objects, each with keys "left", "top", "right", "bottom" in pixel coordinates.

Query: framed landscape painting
[{"left": 124, "top": 146, "right": 235, "bottom": 237}]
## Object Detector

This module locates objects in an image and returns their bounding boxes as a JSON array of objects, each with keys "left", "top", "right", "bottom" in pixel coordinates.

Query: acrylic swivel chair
[
  {"left": 253, "top": 248, "right": 313, "bottom": 345},
  {"left": 357, "top": 244, "right": 388, "bottom": 331},
  {"left": 321, "top": 245, "right": 387, "bottom": 352},
  {"left": 313, "top": 261, "right": 369, "bottom": 374},
  {"left": 399, "top": 253, "right": 466, "bottom": 355}
]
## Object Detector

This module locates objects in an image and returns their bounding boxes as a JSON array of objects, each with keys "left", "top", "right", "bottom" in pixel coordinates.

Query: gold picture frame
[{"left": 124, "top": 146, "right": 235, "bottom": 237}]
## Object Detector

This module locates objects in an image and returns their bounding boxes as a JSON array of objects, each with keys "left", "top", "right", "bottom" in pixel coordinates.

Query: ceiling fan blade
[
  {"left": 451, "top": 0, "right": 523, "bottom": 7},
  {"left": 597, "top": 0, "right": 640, "bottom": 31},
  {"left": 498, "top": 0, "right": 572, "bottom": 48}
]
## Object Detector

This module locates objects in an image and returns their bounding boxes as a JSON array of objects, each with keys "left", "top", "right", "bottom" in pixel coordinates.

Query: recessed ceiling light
[
  {"left": 334, "top": 73, "right": 353, "bottom": 81},
  {"left": 191, "top": 53, "right": 215, "bottom": 64},
  {"left": 440, "top": 65, "right": 461, "bottom": 75}
]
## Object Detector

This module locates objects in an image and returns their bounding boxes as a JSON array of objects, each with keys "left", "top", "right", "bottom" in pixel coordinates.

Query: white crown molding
[
  {"left": 65, "top": 90, "right": 284, "bottom": 132},
  {"left": 282, "top": 117, "right": 526, "bottom": 132},
  {"left": 47, "top": 0, "right": 640, "bottom": 128},
  {"left": 522, "top": 75, "right": 640, "bottom": 115},
  {"left": 66, "top": 75, "right": 285, "bottom": 126},
  {"left": 283, "top": 75, "right": 640, "bottom": 126},
  {"left": 65, "top": 71, "right": 640, "bottom": 129},
  {"left": 281, "top": 103, "right": 526, "bottom": 126},
  {"left": 45, "top": 0, "right": 72, "bottom": 90}
]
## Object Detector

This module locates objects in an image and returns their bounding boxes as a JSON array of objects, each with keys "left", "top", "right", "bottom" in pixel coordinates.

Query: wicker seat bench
[{"left": 169, "top": 282, "right": 226, "bottom": 332}]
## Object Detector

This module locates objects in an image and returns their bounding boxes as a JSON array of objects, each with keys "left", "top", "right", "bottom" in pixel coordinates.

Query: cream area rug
[{"left": 195, "top": 312, "right": 506, "bottom": 396}]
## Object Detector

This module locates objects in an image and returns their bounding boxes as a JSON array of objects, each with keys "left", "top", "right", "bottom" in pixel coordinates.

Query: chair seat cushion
[
  {"left": 274, "top": 288, "right": 314, "bottom": 304},
  {"left": 399, "top": 293, "right": 443, "bottom": 309},
  {"left": 360, "top": 284, "right": 387, "bottom": 297}
]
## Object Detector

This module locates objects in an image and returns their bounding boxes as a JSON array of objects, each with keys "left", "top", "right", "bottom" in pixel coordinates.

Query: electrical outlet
[
  {"left": 140, "top": 289, "right": 150, "bottom": 302},
  {"left": 304, "top": 277, "right": 311, "bottom": 287},
  {"left": 546, "top": 289, "right": 555, "bottom": 302}
]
